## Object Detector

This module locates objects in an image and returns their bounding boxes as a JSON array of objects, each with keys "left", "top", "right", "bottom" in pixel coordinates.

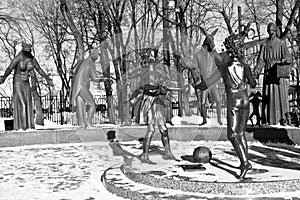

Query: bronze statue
[
  {"left": 249, "top": 91, "right": 262, "bottom": 126},
  {"left": 70, "top": 49, "right": 106, "bottom": 128},
  {"left": 181, "top": 29, "right": 223, "bottom": 125},
  {"left": 0, "top": 42, "right": 53, "bottom": 130},
  {"left": 194, "top": 34, "right": 256, "bottom": 179},
  {"left": 253, "top": 22, "right": 292, "bottom": 126},
  {"left": 129, "top": 49, "right": 180, "bottom": 164}
]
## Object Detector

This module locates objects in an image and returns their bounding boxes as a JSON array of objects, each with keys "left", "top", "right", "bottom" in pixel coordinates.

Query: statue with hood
[
  {"left": 253, "top": 22, "right": 292, "bottom": 126},
  {"left": 0, "top": 42, "right": 53, "bottom": 130}
]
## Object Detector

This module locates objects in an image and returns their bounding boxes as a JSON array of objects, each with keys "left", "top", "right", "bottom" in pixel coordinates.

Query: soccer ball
[{"left": 193, "top": 146, "right": 212, "bottom": 163}]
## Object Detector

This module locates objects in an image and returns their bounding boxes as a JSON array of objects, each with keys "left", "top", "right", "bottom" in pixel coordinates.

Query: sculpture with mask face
[
  {"left": 253, "top": 22, "right": 292, "bottom": 125},
  {"left": 0, "top": 42, "right": 53, "bottom": 130}
]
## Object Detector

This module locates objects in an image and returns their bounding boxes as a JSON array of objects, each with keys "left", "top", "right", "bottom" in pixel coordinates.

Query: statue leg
[
  {"left": 261, "top": 85, "right": 268, "bottom": 124},
  {"left": 252, "top": 109, "right": 261, "bottom": 126},
  {"left": 159, "top": 124, "right": 177, "bottom": 160},
  {"left": 195, "top": 88, "right": 202, "bottom": 116},
  {"left": 199, "top": 90, "right": 208, "bottom": 125},
  {"left": 255, "top": 111, "right": 261, "bottom": 126},
  {"left": 76, "top": 95, "right": 86, "bottom": 127},
  {"left": 227, "top": 91, "right": 251, "bottom": 179},
  {"left": 239, "top": 107, "right": 250, "bottom": 158},
  {"left": 139, "top": 124, "right": 156, "bottom": 164},
  {"left": 249, "top": 112, "right": 254, "bottom": 126},
  {"left": 210, "top": 86, "right": 223, "bottom": 125},
  {"left": 78, "top": 89, "right": 96, "bottom": 127}
]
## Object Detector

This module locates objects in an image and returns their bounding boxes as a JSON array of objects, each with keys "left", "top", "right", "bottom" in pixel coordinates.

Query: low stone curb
[{"left": 102, "top": 165, "right": 300, "bottom": 199}]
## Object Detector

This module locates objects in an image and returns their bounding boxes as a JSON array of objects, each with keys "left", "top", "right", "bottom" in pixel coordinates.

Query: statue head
[
  {"left": 22, "top": 42, "right": 32, "bottom": 52},
  {"left": 201, "top": 28, "right": 218, "bottom": 52},
  {"left": 223, "top": 34, "right": 244, "bottom": 57},
  {"left": 140, "top": 48, "right": 157, "bottom": 67},
  {"left": 267, "top": 22, "right": 277, "bottom": 34},
  {"left": 90, "top": 48, "right": 99, "bottom": 61}
]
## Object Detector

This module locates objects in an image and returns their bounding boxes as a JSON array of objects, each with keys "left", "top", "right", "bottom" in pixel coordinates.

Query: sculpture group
[
  {"left": 0, "top": 21, "right": 293, "bottom": 180},
  {"left": 127, "top": 21, "right": 291, "bottom": 180}
]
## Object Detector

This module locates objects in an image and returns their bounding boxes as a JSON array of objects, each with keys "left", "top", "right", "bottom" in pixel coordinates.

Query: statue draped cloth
[
  {"left": 0, "top": 49, "right": 52, "bottom": 130},
  {"left": 12, "top": 52, "right": 35, "bottom": 130},
  {"left": 254, "top": 37, "right": 291, "bottom": 125},
  {"left": 129, "top": 63, "right": 171, "bottom": 125}
]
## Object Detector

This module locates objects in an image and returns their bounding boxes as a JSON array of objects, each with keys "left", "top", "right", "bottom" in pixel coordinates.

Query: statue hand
[
  {"left": 159, "top": 85, "right": 168, "bottom": 95},
  {"left": 281, "top": 59, "right": 290, "bottom": 65},
  {"left": 193, "top": 80, "right": 208, "bottom": 90},
  {"left": 248, "top": 77, "right": 256, "bottom": 88},
  {"left": 253, "top": 69, "right": 259, "bottom": 79}
]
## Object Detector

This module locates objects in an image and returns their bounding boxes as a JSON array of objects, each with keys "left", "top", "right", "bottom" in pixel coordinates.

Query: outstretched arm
[
  {"left": 70, "top": 59, "right": 84, "bottom": 76},
  {"left": 89, "top": 62, "right": 108, "bottom": 82},
  {"left": 33, "top": 58, "right": 53, "bottom": 86},
  {"left": 193, "top": 69, "right": 221, "bottom": 90},
  {"left": 244, "top": 63, "right": 256, "bottom": 88},
  {"left": 0, "top": 55, "right": 21, "bottom": 84}
]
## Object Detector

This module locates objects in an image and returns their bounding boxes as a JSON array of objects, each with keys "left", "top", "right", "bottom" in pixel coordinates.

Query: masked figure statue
[
  {"left": 129, "top": 48, "right": 180, "bottom": 164},
  {"left": 194, "top": 33, "right": 256, "bottom": 179},
  {"left": 253, "top": 22, "right": 292, "bottom": 125},
  {"left": 0, "top": 42, "right": 53, "bottom": 130}
]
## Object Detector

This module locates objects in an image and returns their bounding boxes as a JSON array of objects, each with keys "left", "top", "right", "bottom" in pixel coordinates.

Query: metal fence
[
  {"left": 0, "top": 93, "right": 228, "bottom": 125},
  {"left": 0, "top": 89, "right": 297, "bottom": 125},
  {"left": 40, "top": 95, "right": 113, "bottom": 125},
  {"left": 0, "top": 95, "right": 113, "bottom": 125}
]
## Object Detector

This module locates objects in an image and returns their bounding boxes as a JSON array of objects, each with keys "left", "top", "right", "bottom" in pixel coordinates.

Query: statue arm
[
  {"left": 181, "top": 56, "right": 197, "bottom": 71},
  {"left": 89, "top": 62, "right": 107, "bottom": 82},
  {"left": 194, "top": 69, "right": 221, "bottom": 90},
  {"left": 281, "top": 41, "right": 292, "bottom": 64},
  {"left": 253, "top": 44, "right": 266, "bottom": 77},
  {"left": 193, "top": 51, "right": 227, "bottom": 90},
  {"left": 70, "top": 59, "right": 84, "bottom": 76},
  {"left": 0, "top": 56, "right": 21, "bottom": 84},
  {"left": 127, "top": 68, "right": 145, "bottom": 79},
  {"left": 129, "top": 87, "right": 144, "bottom": 106},
  {"left": 33, "top": 58, "right": 53, "bottom": 85},
  {"left": 236, "top": 56, "right": 256, "bottom": 88},
  {"left": 243, "top": 62, "right": 256, "bottom": 88}
]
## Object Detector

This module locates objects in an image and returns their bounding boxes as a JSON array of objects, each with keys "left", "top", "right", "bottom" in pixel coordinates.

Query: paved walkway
[{"left": 1, "top": 140, "right": 300, "bottom": 199}]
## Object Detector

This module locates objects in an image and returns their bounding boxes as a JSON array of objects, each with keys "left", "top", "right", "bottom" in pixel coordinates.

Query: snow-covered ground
[
  {"left": 0, "top": 142, "right": 128, "bottom": 200},
  {"left": 1, "top": 118, "right": 300, "bottom": 199},
  {"left": 1, "top": 139, "right": 300, "bottom": 199}
]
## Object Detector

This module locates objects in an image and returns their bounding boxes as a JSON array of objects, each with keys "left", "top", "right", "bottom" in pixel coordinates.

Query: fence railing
[
  {"left": 1, "top": 89, "right": 297, "bottom": 125},
  {"left": 0, "top": 93, "right": 228, "bottom": 125}
]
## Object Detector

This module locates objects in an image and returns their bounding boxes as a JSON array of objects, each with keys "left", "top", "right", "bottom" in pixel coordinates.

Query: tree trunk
[
  {"left": 297, "top": 6, "right": 300, "bottom": 106},
  {"left": 100, "top": 41, "right": 116, "bottom": 124},
  {"left": 113, "top": 23, "right": 131, "bottom": 125},
  {"left": 176, "top": 2, "right": 193, "bottom": 116},
  {"left": 60, "top": 0, "right": 84, "bottom": 60},
  {"left": 276, "top": 0, "right": 284, "bottom": 36}
]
